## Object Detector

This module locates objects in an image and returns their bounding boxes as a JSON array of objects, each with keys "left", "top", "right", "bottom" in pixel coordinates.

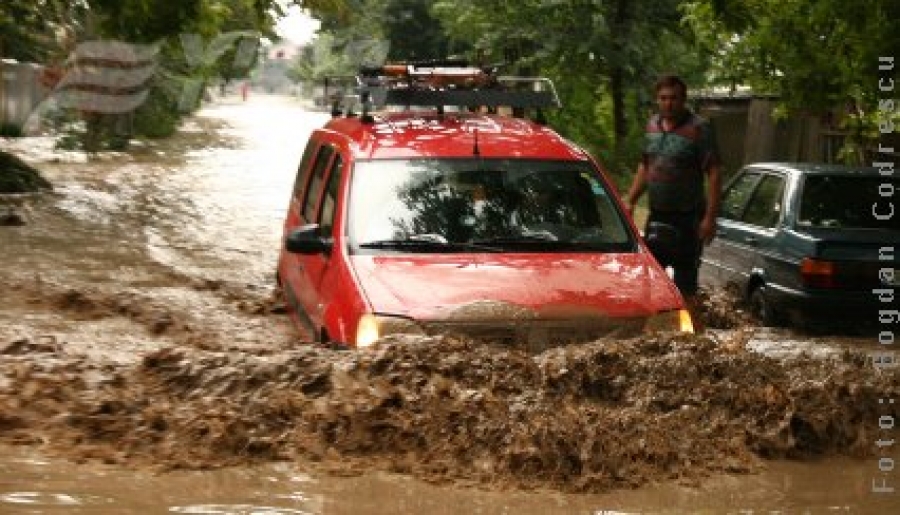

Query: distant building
[
  {"left": 254, "top": 42, "right": 304, "bottom": 94},
  {"left": 267, "top": 42, "right": 302, "bottom": 62}
]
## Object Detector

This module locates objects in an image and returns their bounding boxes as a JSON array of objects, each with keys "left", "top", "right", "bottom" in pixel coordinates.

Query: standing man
[{"left": 624, "top": 74, "right": 721, "bottom": 329}]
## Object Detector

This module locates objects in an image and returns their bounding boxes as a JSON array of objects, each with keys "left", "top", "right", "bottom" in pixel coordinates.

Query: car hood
[{"left": 350, "top": 252, "right": 682, "bottom": 321}]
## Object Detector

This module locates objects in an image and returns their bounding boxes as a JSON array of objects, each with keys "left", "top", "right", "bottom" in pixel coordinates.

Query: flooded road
[
  {"left": 1, "top": 95, "right": 897, "bottom": 513},
  {"left": 0, "top": 96, "right": 315, "bottom": 360},
  {"left": 1, "top": 444, "right": 895, "bottom": 514}
]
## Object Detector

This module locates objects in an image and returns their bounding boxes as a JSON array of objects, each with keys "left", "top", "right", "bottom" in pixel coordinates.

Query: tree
[
  {"left": 0, "top": 0, "right": 84, "bottom": 63},
  {"left": 38, "top": 0, "right": 285, "bottom": 147},
  {"left": 301, "top": 0, "right": 461, "bottom": 64},
  {"left": 431, "top": 0, "right": 706, "bottom": 172},
  {"left": 682, "top": 0, "right": 900, "bottom": 162},
  {"left": 381, "top": 0, "right": 461, "bottom": 60},
  {"left": 298, "top": 0, "right": 715, "bottom": 174},
  {"left": 290, "top": 32, "right": 360, "bottom": 81}
]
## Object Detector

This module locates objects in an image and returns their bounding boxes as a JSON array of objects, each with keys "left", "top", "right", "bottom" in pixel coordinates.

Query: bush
[
  {"left": 0, "top": 123, "right": 23, "bottom": 137},
  {"left": 0, "top": 150, "right": 52, "bottom": 193},
  {"left": 132, "top": 87, "right": 182, "bottom": 139}
]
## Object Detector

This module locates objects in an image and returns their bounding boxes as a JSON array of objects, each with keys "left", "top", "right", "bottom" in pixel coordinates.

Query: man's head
[{"left": 654, "top": 74, "right": 687, "bottom": 120}]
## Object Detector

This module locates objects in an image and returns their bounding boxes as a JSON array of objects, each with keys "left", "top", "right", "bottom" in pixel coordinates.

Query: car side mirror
[{"left": 285, "top": 224, "right": 333, "bottom": 254}]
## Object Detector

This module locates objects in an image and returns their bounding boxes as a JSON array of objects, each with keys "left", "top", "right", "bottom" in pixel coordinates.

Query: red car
[{"left": 277, "top": 63, "right": 692, "bottom": 348}]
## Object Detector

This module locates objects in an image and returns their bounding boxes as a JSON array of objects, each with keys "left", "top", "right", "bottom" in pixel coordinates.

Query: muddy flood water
[{"left": 1, "top": 95, "right": 898, "bottom": 514}]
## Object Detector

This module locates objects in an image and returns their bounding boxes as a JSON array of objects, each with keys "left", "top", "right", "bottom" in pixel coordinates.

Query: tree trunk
[
  {"left": 0, "top": 43, "right": 6, "bottom": 128},
  {"left": 611, "top": 66, "right": 626, "bottom": 158},
  {"left": 610, "top": 0, "right": 631, "bottom": 159}
]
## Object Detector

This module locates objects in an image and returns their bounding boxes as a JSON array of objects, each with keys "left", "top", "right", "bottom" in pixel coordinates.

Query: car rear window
[
  {"left": 348, "top": 158, "right": 635, "bottom": 253},
  {"left": 798, "top": 175, "right": 900, "bottom": 230}
]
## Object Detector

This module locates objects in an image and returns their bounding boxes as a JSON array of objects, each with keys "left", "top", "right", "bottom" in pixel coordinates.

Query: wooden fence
[{"left": 695, "top": 95, "right": 899, "bottom": 177}]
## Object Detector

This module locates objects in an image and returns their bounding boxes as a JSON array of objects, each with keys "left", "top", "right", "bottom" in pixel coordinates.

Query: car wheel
[{"left": 749, "top": 286, "right": 779, "bottom": 326}]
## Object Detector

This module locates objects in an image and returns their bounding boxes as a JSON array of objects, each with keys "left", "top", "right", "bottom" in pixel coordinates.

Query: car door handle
[{"left": 744, "top": 236, "right": 757, "bottom": 244}]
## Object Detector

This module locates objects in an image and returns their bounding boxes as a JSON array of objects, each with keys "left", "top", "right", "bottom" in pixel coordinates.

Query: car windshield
[
  {"left": 348, "top": 158, "right": 634, "bottom": 253},
  {"left": 798, "top": 175, "right": 900, "bottom": 230}
]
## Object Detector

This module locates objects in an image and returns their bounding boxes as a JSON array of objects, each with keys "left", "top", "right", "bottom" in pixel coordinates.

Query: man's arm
[
  {"left": 625, "top": 162, "right": 648, "bottom": 219},
  {"left": 699, "top": 163, "right": 721, "bottom": 244}
]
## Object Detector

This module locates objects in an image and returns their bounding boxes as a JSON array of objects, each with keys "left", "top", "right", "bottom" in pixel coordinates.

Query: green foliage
[
  {"left": 302, "top": 0, "right": 900, "bottom": 172},
  {"left": 51, "top": 113, "right": 132, "bottom": 152},
  {"left": 0, "top": 150, "right": 52, "bottom": 193},
  {"left": 88, "top": 0, "right": 205, "bottom": 43},
  {"left": 0, "top": 123, "right": 23, "bottom": 137},
  {"left": 430, "top": 0, "right": 705, "bottom": 177},
  {"left": 837, "top": 101, "right": 900, "bottom": 165},
  {"left": 4, "top": 0, "right": 286, "bottom": 152},
  {"left": 0, "top": 0, "right": 85, "bottom": 63},
  {"left": 291, "top": 32, "right": 363, "bottom": 81},
  {"left": 682, "top": 0, "right": 900, "bottom": 160},
  {"left": 382, "top": 0, "right": 459, "bottom": 60},
  {"left": 297, "top": 0, "right": 462, "bottom": 73},
  {"left": 132, "top": 83, "right": 183, "bottom": 139},
  {"left": 292, "top": 0, "right": 713, "bottom": 176}
]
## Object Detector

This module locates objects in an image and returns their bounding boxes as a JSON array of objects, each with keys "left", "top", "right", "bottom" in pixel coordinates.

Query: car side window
[
  {"left": 317, "top": 154, "right": 343, "bottom": 235},
  {"left": 720, "top": 172, "right": 760, "bottom": 220},
  {"left": 742, "top": 174, "right": 786, "bottom": 228},
  {"left": 302, "top": 145, "right": 335, "bottom": 221},
  {"left": 291, "top": 139, "right": 317, "bottom": 201}
]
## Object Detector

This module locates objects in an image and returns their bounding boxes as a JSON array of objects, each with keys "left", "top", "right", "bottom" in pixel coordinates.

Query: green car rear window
[{"left": 798, "top": 175, "right": 900, "bottom": 230}]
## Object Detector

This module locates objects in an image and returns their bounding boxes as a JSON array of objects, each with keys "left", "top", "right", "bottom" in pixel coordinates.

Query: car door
[
  {"left": 282, "top": 142, "right": 335, "bottom": 333},
  {"left": 717, "top": 170, "right": 786, "bottom": 285},
  {"left": 295, "top": 150, "right": 345, "bottom": 334},
  {"left": 737, "top": 171, "right": 789, "bottom": 287},
  {"left": 704, "top": 170, "right": 761, "bottom": 285}
]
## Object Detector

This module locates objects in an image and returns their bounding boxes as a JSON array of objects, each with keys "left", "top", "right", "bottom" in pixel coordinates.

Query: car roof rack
[{"left": 323, "top": 60, "right": 561, "bottom": 123}]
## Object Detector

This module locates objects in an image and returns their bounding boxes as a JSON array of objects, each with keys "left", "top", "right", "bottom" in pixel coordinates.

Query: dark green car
[{"left": 701, "top": 163, "right": 899, "bottom": 328}]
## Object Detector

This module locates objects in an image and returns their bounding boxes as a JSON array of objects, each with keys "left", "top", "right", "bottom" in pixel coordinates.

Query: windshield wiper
[
  {"left": 473, "top": 231, "right": 562, "bottom": 244},
  {"left": 478, "top": 234, "right": 557, "bottom": 243},
  {"left": 358, "top": 238, "right": 502, "bottom": 252},
  {"left": 475, "top": 234, "right": 629, "bottom": 252},
  {"left": 473, "top": 233, "right": 597, "bottom": 250}
]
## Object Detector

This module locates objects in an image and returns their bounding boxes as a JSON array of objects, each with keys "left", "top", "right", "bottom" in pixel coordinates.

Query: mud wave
[{"left": 1, "top": 328, "right": 894, "bottom": 493}]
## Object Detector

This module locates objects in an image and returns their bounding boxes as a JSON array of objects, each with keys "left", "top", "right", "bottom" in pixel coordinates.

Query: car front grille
[{"left": 419, "top": 317, "right": 646, "bottom": 351}]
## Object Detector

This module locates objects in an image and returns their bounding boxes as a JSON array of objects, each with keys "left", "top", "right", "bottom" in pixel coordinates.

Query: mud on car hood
[{"left": 350, "top": 253, "right": 682, "bottom": 342}]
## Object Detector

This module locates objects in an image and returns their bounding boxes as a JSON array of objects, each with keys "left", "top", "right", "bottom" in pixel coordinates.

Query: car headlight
[
  {"left": 644, "top": 309, "right": 694, "bottom": 334},
  {"left": 355, "top": 313, "right": 426, "bottom": 348}
]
